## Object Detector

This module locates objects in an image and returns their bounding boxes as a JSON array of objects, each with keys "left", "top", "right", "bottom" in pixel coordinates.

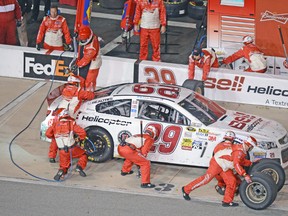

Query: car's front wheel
[
  {"left": 84, "top": 126, "right": 114, "bottom": 163},
  {"left": 239, "top": 172, "right": 278, "bottom": 210}
]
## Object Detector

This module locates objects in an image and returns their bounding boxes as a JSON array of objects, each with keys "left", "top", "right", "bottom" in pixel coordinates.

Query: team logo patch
[{"left": 118, "top": 130, "right": 132, "bottom": 143}]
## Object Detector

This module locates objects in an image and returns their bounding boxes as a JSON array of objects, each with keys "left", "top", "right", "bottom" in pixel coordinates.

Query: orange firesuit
[
  {"left": 46, "top": 116, "right": 87, "bottom": 174},
  {"left": 222, "top": 43, "right": 267, "bottom": 73},
  {"left": 188, "top": 48, "right": 219, "bottom": 81},
  {"left": 76, "top": 34, "right": 102, "bottom": 89},
  {"left": 0, "top": 0, "right": 22, "bottom": 45},
  {"left": 118, "top": 133, "right": 154, "bottom": 184},
  {"left": 36, "top": 15, "right": 72, "bottom": 51},
  {"left": 183, "top": 140, "right": 237, "bottom": 204},
  {"left": 133, "top": 0, "right": 166, "bottom": 61},
  {"left": 58, "top": 83, "right": 95, "bottom": 118}
]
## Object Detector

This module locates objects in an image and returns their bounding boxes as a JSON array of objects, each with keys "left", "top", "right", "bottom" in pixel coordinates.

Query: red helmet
[
  {"left": 242, "top": 35, "right": 253, "bottom": 45},
  {"left": 145, "top": 125, "right": 158, "bottom": 140},
  {"left": 223, "top": 131, "right": 235, "bottom": 141},
  {"left": 78, "top": 26, "right": 93, "bottom": 45},
  {"left": 243, "top": 136, "right": 257, "bottom": 152}
]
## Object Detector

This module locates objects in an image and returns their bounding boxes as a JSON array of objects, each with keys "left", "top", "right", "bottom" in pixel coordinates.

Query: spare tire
[
  {"left": 99, "top": 0, "right": 126, "bottom": 9},
  {"left": 164, "top": 0, "right": 188, "bottom": 18},
  {"left": 239, "top": 172, "right": 278, "bottom": 210},
  {"left": 248, "top": 159, "right": 286, "bottom": 192},
  {"left": 188, "top": 1, "right": 206, "bottom": 20},
  {"left": 182, "top": 79, "right": 204, "bottom": 95}
]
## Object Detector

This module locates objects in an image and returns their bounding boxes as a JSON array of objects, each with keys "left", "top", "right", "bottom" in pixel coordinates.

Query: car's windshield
[{"left": 178, "top": 93, "right": 226, "bottom": 126}]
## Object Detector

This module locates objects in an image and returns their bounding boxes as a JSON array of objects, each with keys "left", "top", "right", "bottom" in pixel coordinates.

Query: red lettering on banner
[{"left": 205, "top": 76, "right": 245, "bottom": 91}]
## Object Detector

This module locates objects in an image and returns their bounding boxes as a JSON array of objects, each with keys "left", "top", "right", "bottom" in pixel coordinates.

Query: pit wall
[{"left": 0, "top": 45, "right": 287, "bottom": 109}]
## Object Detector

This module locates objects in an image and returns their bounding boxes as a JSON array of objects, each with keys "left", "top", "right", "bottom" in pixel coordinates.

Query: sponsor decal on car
[
  {"left": 192, "top": 140, "right": 202, "bottom": 149},
  {"left": 118, "top": 130, "right": 132, "bottom": 143},
  {"left": 82, "top": 115, "right": 132, "bottom": 126},
  {"left": 186, "top": 127, "right": 196, "bottom": 132},
  {"left": 253, "top": 152, "right": 267, "bottom": 159},
  {"left": 181, "top": 138, "right": 193, "bottom": 150}
]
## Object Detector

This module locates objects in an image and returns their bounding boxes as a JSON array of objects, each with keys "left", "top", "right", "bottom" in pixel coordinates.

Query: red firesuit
[
  {"left": 133, "top": 0, "right": 166, "bottom": 61},
  {"left": 58, "top": 75, "right": 95, "bottom": 118},
  {"left": 118, "top": 133, "right": 154, "bottom": 184},
  {"left": 45, "top": 115, "right": 87, "bottom": 174},
  {"left": 48, "top": 137, "right": 58, "bottom": 160},
  {"left": 222, "top": 43, "right": 267, "bottom": 73},
  {"left": 36, "top": 15, "right": 72, "bottom": 51},
  {"left": 0, "top": 0, "right": 21, "bottom": 45},
  {"left": 76, "top": 34, "right": 102, "bottom": 89},
  {"left": 183, "top": 140, "right": 237, "bottom": 204},
  {"left": 188, "top": 48, "right": 219, "bottom": 81}
]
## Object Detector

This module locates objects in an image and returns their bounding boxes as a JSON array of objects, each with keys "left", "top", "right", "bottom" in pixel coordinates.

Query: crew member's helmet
[
  {"left": 144, "top": 125, "right": 158, "bottom": 140},
  {"left": 223, "top": 131, "right": 236, "bottom": 141},
  {"left": 57, "top": 108, "right": 70, "bottom": 119},
  {"left": 78, "top": 26, "right": 93, "bottom": 46},
  {"left": 243, "top": 136, "right": 257, "bottom": 152},
  {"left": 192, "top": 47, "right": 202, "bottom": 56},
  {"left": 67, "top": 74, "right": 81, "bottom": 86},
  {"left": 242, "top": 35, "right": 253, "bottom": 45}
]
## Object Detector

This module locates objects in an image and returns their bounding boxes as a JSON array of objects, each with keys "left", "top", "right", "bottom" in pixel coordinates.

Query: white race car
[{"left": 40, "top": 83, "right": 288, "bottom": 168}]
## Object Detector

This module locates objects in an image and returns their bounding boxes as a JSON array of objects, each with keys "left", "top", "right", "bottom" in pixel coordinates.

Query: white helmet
[
  {"left": 58, "top": 108, "right": 70, "bottom": 119},
  {"left": 145, "top": 125, "right": 158, "bottom": 140},
  {"left": 243, "top": 136, "right": 257, "bottom": 152},
  {"left": 242, "top": 35, "right": 253, "bottom": 44},
  {"left": 67, "top": 75, "right": 81, "bottom": 85},
  {"left": 223, "top": 131, "right": 235, "bottom": 141}
]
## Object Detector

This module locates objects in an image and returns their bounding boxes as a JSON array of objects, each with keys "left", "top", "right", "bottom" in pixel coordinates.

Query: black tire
[
  {"left": 164, "top": 0, "right": 188, "bottom": 18},
  {"left": 182, "top": 79, "right": 204, "bottom": 95},
  {"left": 239, "top": 172, "right": 278, "bottom": 210},
  {"left": 248, "top": 159, "right": 286, "bottom": 192},
  {"left": 99, "top": 0, "right": 126, "bottom": 9},
  {"left": 187, "top": 1, "right": 206, "bottom": 20},
  {"left": 84, "top": 126, "right": 114, "bottom": 163}
]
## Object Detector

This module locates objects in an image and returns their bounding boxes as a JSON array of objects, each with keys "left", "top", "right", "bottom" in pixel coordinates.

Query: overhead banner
[{"left": 137, "top": 61, "right": 288, "bottom": 109}]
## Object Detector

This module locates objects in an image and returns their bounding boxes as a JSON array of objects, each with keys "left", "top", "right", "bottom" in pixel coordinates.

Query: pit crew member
[
  {"left": 118, "top": 125, "right": 158, "bottom": 188},
  {"left": 222, "top": 35, "right": 267, "bottom": 73}
]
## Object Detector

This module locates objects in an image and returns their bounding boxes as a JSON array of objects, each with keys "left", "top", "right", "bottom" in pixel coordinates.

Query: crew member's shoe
[
  {"left": 141, "top": 183, "right": 155, "bottom": 188},
  {"left": 54, "top": 169, "right": 65, "bottom": 181},
  {"left": 49, "top": 158, "right": 56, "bottom": 163},
  {"left": 121, "top": 170, "right": 134, "bottom": 176},
  {"left": 76, "top": 165, "right": 86, "bottom": 177},
  {"left": 222, "top": 202, "right": 239, "bottom": 207},
  {"left": 215, "top": 185, "right": 225, "bottom": 196},
  {"left": 182, "top": 186, "right": 191, "bottom": 201}
]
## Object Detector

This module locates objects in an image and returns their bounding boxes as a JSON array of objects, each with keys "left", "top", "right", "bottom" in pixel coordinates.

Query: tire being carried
[
  {"left": 248, "top": 159, "right": 286, "bottom": 192},
  {"left": 239, "top": 172, "right": 278, "bottom": 210},
  {"left": 84, "top": 126, "right": 114, "bottom": 163},
  {"left": 182, "top": 79, "right": 205, "bottom": 95}
]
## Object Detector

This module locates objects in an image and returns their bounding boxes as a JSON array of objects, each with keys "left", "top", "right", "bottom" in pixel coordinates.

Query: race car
[{"left": 40, "top": 83, "right": 288, "bottom": 168}]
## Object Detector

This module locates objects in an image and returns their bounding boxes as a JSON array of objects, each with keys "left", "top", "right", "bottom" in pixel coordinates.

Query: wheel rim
[
  {"left": 245, "top": 182, "right": 268, "bottom": 204},
  {"left": 261, "top": 168, "right": 279, "bottom": 184},
  {"left": 89, "top": 134, "right": 107, "bottom": 157}
]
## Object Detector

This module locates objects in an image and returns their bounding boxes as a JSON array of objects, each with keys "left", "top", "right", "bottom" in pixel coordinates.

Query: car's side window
[
  {"left": 96, "top": 99, "right": 131, "bottom": 117},
  {"left": 138, "top": 100, "right": 190, "bottom": 125}
]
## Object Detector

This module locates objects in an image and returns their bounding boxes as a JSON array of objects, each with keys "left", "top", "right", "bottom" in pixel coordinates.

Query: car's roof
[{"left": 100, "top": 83, "right": 193, "bottom": 103}]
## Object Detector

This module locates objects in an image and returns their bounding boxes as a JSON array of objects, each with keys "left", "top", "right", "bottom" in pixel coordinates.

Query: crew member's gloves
[
  {"left": 68, "top": 44, "right": 74, "bottom": 51},
  {"left": 36, "top": 44, "right": 40, "bottom": 51},
  {"left": 16, "top": 20, "right": 22, "bottom": 27},
  {"left": 71, "top": 64, "right": 78, "bottom": 73},
  {"left": 244, "top": 174, "right": 252, "bottom": 183}
]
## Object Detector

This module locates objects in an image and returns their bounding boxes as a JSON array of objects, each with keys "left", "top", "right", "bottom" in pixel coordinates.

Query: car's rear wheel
[
  {"left": 182, "top": 79, "right": 204, "bottom": 95},
  {"left": 248, "top": 159, "right": 286, "bottom": 192},
  {"left": 239, "top": 172, "right": 278, "bottom": 210},
  {"left": 84, "top": 126, "right": 114, "bottom": 163}
]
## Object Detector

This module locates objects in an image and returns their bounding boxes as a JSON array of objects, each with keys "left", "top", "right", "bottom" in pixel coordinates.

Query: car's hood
[{"left": 212, "top": 110, "right": 287, "bottom": 140}]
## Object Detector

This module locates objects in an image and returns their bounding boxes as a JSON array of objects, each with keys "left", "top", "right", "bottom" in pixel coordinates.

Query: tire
[
  {"left": 164, "top": 0, "right": 188, "bottom": 18},
  {"left": 188, "top": 1, "right": 206, "bottom": 20},
  {"left": 99, "top": 0, "right": 126, "bottom": 9},
  {"left": 239, "top": 172, "right": 278, "bottom": 210},
  {"left": 248, "top": 159, "right": 286, "bottom": 192},
  {"left": 84, "top": 126, "right": 114, "bottom": 163},
  {"left": 182, "top": 79, "right": 205, "bottom": 95}
]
